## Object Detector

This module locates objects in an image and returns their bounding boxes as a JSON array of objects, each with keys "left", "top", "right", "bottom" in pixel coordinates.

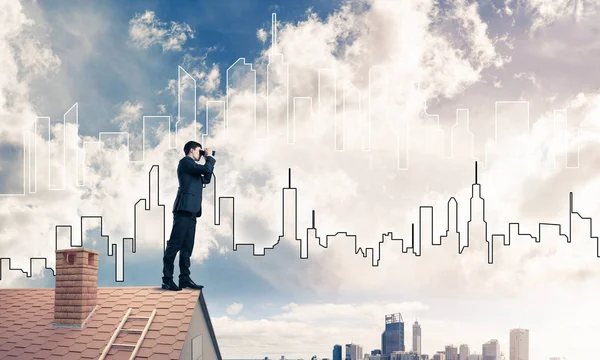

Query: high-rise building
[
  {"left": 334, "top": 345, "right": 342, "bottom": 360},
  {"left": 382, "top": 313, "right": 405, "bottom": 355},
  {"left": 445, "top": 345, "right": 458, "bottom": 360},
  {"left": 482, "top": 340, "right": 500, "bottom": 360},
  {"left": 509, "top": 329, "right": 529, "bottom": 360},
  {"left": 412, "top": 321, "right": 422, "bottom": 355},
  {"left": 459, "top": 345, "right": 470, "bottom": 360},
  {"left": 346, "top": 343, "right": 363, "bottom": 360},
  {"left": 467, "top": 355, "right": 481, "bottom": 360},
  {"left": 432, "top": 352, "right": 446, "bottom": 360},
  {"left": 389, "top": 351, "right": 420, "bottom": 360},
  {"left": 372, "top": 350, "right": 382, "bottom": 355}
]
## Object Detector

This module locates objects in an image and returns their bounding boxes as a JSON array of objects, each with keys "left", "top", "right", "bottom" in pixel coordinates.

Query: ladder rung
[
  {"left": 99, "top": 308, "right": 157, "bottom": 360},
  {"left": 120, "top": 328, "right": 144, "bottom": 333}
]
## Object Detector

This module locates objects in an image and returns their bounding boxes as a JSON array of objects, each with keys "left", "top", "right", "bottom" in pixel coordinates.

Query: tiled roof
[{"left": 0, "top": 287, "right": 206, "bottom": 359}]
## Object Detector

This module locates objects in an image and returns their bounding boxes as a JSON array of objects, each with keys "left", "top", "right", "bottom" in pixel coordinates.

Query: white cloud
[
  {"left": 112, "top": 101, "right": 143, "bottom": 131},
  {"left": 202, "top": 64, "right": 221, "bottom": 93},
  {"left": 226, "top": 302, "right": 244, "bottom": 316},
  {"left": 0, "top": 0, "right": 60, "bottom": 143},
  {"left": 513, "top": 71, "right": 540, "bottom": 89},
  {"left": 128, "top": 10, "right": 194, "bottom": 52},
  {"left": 504, "top": 0, "right": 514, "bottom": 16},
  {"left": 0, "top": 0, "right": 67, "bottom": 283},
  {"left": 162, "top": 52, "right": 221, "bottom": 100},
  {"left": 257, "top": 28, "right": 268, "bottom": 43},
  {"left": 450, "top": 0, "right": 508, "bottom": 70},
  {"left": 3, "top": 0, "right": 600, "bottom": 358},
  {"left": 523, "top": 0, "right": 600, "bottom": 32}
]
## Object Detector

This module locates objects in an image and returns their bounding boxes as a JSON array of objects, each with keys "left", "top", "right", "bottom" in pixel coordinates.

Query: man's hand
[{"left": 204, "top": 147, "right": 213, "bottom": 157}]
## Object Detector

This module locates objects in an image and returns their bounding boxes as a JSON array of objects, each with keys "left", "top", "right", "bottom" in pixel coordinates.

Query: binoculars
[{"left": 200, "top": 150, "right": 215, "bottom": 156}]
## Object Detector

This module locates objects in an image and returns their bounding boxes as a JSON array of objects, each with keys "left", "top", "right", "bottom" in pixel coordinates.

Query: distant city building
[
  {"left": 433, "top": 352, "right": 446, "bottom": 360},
  {"left": 389, "top": 352, "right": 404, "bottom": 360},
  {"left": 445, "top": 345, "right": 458, "bottom": 360},
  {"left": 467, "top": 355, "right": 482, "bottom": 360},
  {"left": 459, "top": 345, "right": 470, "bottom": 360},
  {"left": 403, "top": 352, "right": 420, "bottom": 360},
  {"left": 549, "top": 358, "right": 561, "bottom": 360},
  {"left": 420, "top": 355, "right": 429, "bottom": 360},
  {"left": 333, "top": 345, "right": 342, "bottom": 360},
  {"left": 382, "top": 313, "right": 405, "bottom": 355},
  {"left": 413, "top": 321, "right": 422, "bottom": 355},
  {"left": 482, "top": 339, "right": 500, "bottom": 360},
  {"left": 372, "top": 350, "right": 382, "bottom": 355},
  {"left": 346, "top": 343, "right": 363, "bottom": 360},
  {"left": 388, "top": 351, "right": 420, "bottom": 360},
  {"left": 509, "top": 329, "right": 529, "bottom": 360}
]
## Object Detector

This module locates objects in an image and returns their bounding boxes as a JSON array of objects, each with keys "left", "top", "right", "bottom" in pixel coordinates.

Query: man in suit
[{"left": 162, "top": 141, "right": 216, "bottom": 291}]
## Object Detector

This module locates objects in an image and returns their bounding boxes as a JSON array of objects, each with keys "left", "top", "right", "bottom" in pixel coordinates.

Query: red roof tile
[{"left": 0, "top": 287, "right": 206, "bottom": 359}]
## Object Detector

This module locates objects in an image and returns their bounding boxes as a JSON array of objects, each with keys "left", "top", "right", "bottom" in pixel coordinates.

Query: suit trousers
[{"left": 162, "top": 210, "right": 197, "bottom": 282}]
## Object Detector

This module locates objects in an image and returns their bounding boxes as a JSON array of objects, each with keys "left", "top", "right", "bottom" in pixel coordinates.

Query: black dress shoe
[
  {"left": 179, "top": 278, "right": 204, "bottom": 290},
  {"left": 161, "top": 279, "right": 182, "bottom": 291}
]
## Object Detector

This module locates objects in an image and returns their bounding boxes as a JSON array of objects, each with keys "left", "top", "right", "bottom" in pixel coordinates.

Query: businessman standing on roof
[{"left": 162, "top": 140, "right": 216, "bottom": 291}]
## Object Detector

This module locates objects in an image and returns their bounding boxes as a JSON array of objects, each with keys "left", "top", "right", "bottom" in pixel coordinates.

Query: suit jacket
[{"left": 172, "top": 156, "right": 216, "bottom": 217}]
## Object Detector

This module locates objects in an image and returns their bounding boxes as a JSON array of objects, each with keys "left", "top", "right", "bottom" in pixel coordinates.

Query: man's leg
[
  {"left": 178, "top": 214, "right": 197, "bottom": 282},
  {"left": 162, "top": 211, "right": 190, "bottom": 283}
]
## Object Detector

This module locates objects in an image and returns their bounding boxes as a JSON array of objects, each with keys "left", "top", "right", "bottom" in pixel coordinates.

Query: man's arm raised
[{"left": 181, "top": 156, "right": 215, "bottom": 176}]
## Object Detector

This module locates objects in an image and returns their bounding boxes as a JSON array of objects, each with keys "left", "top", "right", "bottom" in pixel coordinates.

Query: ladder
[{"left": 99, "top": 308, "right": 157, "bottom": 360}]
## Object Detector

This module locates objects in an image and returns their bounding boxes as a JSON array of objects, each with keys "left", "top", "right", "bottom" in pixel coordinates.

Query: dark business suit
[{"left": 162, "top": 155, "right": 216, "bottom": 283}]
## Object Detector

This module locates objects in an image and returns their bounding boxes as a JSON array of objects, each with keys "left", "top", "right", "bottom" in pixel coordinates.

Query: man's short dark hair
[{"left": 183, "top": 141, "right": 202, "bottom": 155}]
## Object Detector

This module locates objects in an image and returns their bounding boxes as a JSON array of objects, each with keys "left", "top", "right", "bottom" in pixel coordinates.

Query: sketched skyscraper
[
  {"left": 382, "top": 313, "right": 405, "bottom": 355},
  {"left": 412, "top": 320, "right": 421, "bottom": 355},
  {"left": 468, "top": 162, "right": 487, "bottom": 260}
]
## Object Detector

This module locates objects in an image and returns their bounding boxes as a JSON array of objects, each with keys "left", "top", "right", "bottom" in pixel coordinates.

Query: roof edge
[{"left": 198, "top": 290, "right": 223, "bottom": 360}]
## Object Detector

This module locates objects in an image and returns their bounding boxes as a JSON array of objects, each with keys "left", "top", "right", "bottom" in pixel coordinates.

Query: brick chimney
[{"left": 53, "top": 248, "right": 99, "bottom": 327}]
